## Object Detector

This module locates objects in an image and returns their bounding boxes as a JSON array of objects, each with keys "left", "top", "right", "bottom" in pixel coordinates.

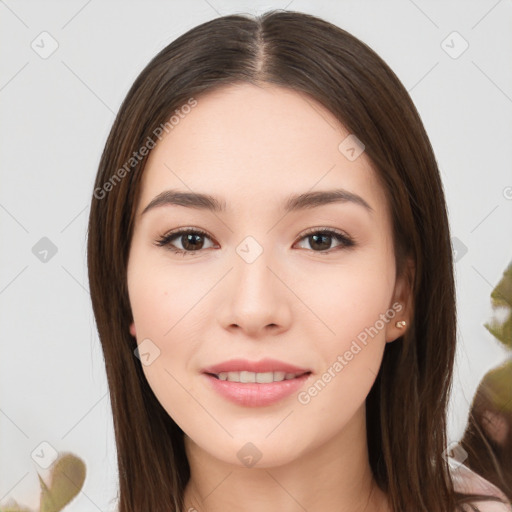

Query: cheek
[
  {"left": 303, "top": 253, "right": 394, "bottom": 346},
  {"left": 128, "top": 250, "right": 203, "bottom": 341},
  {"left": 296, "top": 250, "right": 395, "bottom": 401},
  {"left": 128, "top": 265, "right": 202, "bottom": 423},
  {"left": 295, "top": 270, "right": 391, "bottom": 430},
  {"left": 127, "top": 249, "right": 200, "bottom": 400}
]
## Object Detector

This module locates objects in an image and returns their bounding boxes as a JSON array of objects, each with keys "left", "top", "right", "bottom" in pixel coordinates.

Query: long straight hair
[{"left": 87, "top": 10, "right": 509, "bottom": 511}]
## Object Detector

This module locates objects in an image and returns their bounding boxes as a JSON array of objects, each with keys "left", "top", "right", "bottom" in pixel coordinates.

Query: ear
[
  {"left": 385, "top": 257, "right": 414, "bottom": 343},
  {"left": 129, "top": 321, "right": 136, "bottom": 337}
]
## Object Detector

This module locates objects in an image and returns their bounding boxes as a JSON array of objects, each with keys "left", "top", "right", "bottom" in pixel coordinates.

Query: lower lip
[{"left": 203, "top": 372, "right": 312, "bottom": 407}]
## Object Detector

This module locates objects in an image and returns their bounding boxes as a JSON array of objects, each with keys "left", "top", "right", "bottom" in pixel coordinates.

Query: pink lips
[
  {"left": 201, "top": 358, "right": 311, "bottom": 375},
  {"left": 201, "top": 358, "right": 313, "bottom": 407}
]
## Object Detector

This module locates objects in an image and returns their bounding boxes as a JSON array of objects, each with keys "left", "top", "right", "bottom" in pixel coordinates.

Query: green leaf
[
  {"left": 486, "top": 261, "right": 512, "bottom": 349},
  {"left": 38, "top": 453, "right": 86, "bottom": 512}
]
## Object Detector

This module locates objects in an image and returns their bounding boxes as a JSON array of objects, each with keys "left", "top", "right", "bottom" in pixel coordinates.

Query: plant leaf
[
  {"left": 0, "top": 496, "right": 33, "bottom": 512},
  {"left": 39, "top": 453, "right": 86, "bottom": 512}
]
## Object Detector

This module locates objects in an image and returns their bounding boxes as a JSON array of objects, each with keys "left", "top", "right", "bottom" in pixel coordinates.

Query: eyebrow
[{"left": 140, "top": 188, "right": 374, "bottom": 216}]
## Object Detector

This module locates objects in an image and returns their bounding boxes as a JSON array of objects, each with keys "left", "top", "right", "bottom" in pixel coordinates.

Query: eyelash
[{"left": 154, "top": 226, "right": 355, "bottom": 256}]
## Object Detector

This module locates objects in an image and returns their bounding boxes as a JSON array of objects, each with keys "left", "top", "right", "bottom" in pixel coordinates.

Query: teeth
[{"left": 216, "top": 371, "right": 305, "bottom": 383}]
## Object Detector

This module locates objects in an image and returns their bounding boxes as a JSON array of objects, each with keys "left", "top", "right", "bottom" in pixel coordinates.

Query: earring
[{"left": 395, "top": 320, "right": 406, "bottom": 329}]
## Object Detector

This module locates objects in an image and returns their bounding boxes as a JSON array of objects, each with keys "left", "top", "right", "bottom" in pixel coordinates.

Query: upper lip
[{"left": 202, "top": 358, "right": 312, "bottom": 375}]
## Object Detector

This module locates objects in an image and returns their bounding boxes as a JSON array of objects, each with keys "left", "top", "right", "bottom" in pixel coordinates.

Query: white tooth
[
  {"left": 256, "top": 371, "right": 274, "bottom": 383},
  {"left": 218, "top": 371, "right": 301, "bottom": 383},
  {"left": 273, "top": 371, "right": 286, "bottom": 382},
  {"left": 240, "top": 371, "right": 256, "bottom": 383},
  {"left": 227, "top": 371, "right": 240, "bottom": 382}
]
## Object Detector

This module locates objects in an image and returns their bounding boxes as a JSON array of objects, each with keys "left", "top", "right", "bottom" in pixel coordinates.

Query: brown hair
[
  {"left": 87, "top": 10, "right": 510, "bottom": 511},
  {"left": 460, "top": 359, "right": 512, "bottom": 501}
]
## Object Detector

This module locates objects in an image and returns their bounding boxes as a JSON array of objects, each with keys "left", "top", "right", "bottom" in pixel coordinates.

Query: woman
[{"left": 87, "top": 10, "right": 512, "bottom": 512}]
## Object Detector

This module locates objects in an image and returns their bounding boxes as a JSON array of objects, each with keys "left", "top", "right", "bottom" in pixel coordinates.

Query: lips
[
  {"left": 203, "top": 371, "right": 312, "bottom": 407},
  {"left": 201, "top": 358, "right": 312, "bottom": 376}
]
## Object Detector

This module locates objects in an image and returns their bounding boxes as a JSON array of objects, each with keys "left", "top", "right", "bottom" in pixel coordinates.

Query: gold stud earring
[{"left": 395, "top": 320, "right": 407, "bottom": 329}]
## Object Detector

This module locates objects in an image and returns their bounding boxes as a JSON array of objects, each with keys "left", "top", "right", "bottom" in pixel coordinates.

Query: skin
[{"left": 127, "top": 82, "right": 413, "bottom": 512}]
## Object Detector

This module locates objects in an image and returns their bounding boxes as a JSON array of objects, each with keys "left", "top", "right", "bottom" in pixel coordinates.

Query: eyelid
[{"left": 298, "top": 225, "right": 352, "bottom": 240}]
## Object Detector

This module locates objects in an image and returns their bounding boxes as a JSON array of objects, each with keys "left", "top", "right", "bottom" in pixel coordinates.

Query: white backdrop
[{"left": 1, "top": 1, "right": 511, "bottom": 510}]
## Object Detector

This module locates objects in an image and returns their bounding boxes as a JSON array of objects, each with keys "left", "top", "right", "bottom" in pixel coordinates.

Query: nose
[{"left": 216, "top": 245, "right": 292, "bottom": 337}]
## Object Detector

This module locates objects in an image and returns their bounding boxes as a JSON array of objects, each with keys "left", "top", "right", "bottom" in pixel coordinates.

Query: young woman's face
[{"left": 127, "top": 82, "right": 410, "bottom": 467}]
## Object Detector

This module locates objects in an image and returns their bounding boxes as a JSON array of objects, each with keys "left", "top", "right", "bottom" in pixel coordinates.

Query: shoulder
[{"left": 449, "top": 460, "right": 512, "bottom": 512}]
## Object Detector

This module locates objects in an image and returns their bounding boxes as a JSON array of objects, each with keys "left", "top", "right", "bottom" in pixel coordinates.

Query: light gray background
[{"left": 1, "top": 1, "right": 511, "bottom": 510}]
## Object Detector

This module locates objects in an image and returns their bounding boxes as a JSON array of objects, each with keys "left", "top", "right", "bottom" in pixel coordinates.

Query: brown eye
[
  {"left": 295, "top": 228, "right": 355, "bottom": 253},
  {"left": 155, "top": 228, "right": 215, "bottom": 255}
]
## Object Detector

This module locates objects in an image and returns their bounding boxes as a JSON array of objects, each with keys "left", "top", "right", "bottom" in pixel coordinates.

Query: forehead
[{"left": 137, "top": 83, "right": 388, "bottom": 218}]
